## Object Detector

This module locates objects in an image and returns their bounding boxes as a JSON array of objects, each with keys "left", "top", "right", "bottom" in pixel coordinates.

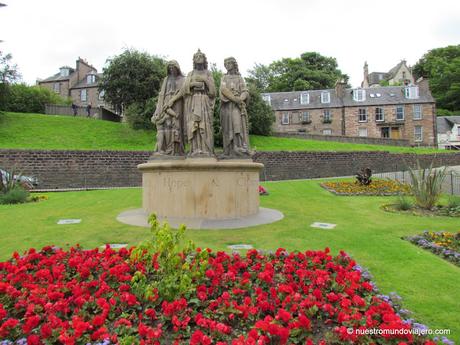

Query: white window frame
[
  {"left": 353, "top": 89, "right": 366, "bottom": 102},
  {"left": 457, "top": 127, "right": 460, "bottom": 137},
  {"left": 81, "top": 89, "right": 87, "bottom": 102},
  {"left": 358, "top": 128, "right": 368, "bottom": 137},
  {"left": 405, "top": 86, "right": 419, "bottom": 99},
  {"left": 375, "top": 107, "right": 384, "bottom": 122},
  {"left": 53, "top": 83, "right": 60, "bottom": 93},
  {"left": 301, "top": 111, "right": 310, "bottom": 122},
  {"left": 414, "top": 126, "right": 423, "bottom": 142},
  {"left": 281, "top": 112, "right": 290, "bottom": 125},
  {"left": 396, "top": 106, "right": 405, "bottom": 121},
  {"left": 358, "top": 108, "right": 367, "bottom": 122},
  {"left": 322, "top": 129, "right": 332, "bottom": 135},
  {"left": 87, "top": 74, "right": 96, "bottom": 84},
  {"left": 413, "top": 104, "right": 422, "bottom": 120},
  {"left": 300, "top": 93, "right": 309, "bottom": 105},
  {"left": 321, "top": 91, "right": 330, "bottom": 104},
  {"left": 60, "top": 68, "right": 69, "bottom": 77},
  {"left": 323, "top": 109, "right": 331, "bottom": 122},
  {"left": 98, "top": 90, "right": 105, "bottom": 100}
]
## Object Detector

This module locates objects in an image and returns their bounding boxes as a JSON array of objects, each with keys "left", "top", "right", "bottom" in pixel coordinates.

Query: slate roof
[
  {"left": 261, "top": 89, "right": 342, "bottom": 110},
  {"left": 342, "top": 86, "right": 434, "bottom": 107},
  {"left": 437, "top": 116, "right": 460, "bottom": 134},
  {"left": 263, "top": 86, "right": 435, "bottom": 111},
  {"left": 367, "top": 72, "right": 388, "bottom": 86},
  {"left": 40, "top": 69, "right": 75, "bottom": 82}
]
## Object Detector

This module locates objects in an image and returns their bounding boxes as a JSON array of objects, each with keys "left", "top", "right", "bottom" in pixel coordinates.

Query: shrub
[
  {"left": 247, "top": 84, "right": 275, "bottom": 136},
  {"left": 0, "top": 186, "right": 29, "bottom": 204},
  {"left": 447, "top": 195, "right": 460, "bottom": 208},
  {"left": 408, "top": 163, "right": 446, "bottom": 210},
  {"left": 124, "top": 98, "right": 156, "bottom": 130},
  {"left": 0, "top": 83, "right": 70, "bottom": 113},
  {"left": 395, "top": 195, "right": 413, "bottom": 211}
]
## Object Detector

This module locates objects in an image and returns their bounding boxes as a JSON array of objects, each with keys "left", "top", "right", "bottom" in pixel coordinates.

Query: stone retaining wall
[{"left": 1, "top": 149, "right": 459, "bottom": 189}]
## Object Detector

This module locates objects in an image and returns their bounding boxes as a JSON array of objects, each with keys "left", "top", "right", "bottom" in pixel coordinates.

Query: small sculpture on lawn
[{"left": 356, "top": 167, "right": 372, "bottom": 186}]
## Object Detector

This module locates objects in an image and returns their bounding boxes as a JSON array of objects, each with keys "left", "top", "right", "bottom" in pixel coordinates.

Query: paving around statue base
[{"left": 117, "top": 207, "right": 284, "bottom": 230}]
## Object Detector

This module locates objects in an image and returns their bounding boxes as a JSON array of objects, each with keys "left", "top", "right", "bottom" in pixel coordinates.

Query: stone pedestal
[{"left": 138, "top": 158, "right": 264, "bottom": 220}]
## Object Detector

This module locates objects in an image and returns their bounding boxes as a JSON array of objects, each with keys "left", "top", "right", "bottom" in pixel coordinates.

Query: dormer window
[
  {"left": 60, "top": 67, "right": 70, "bottom": 77},
  {"left": 321, "top": 91, "right": 330, "bottom": 104},
  {"left": 404, "top": 86, "right": 419, "bottom": 99},
  {"left": 87, "top": 74, "right": 96, "bottom": 84},
  {"left": 300, "top": 92, "right": 309, "bottom": 105},
  {"left": 262, "top": 94, "right": 271, "bottom": 105},
  {"left": 353, "top": 89, "right": 366, "bottom": 102}
]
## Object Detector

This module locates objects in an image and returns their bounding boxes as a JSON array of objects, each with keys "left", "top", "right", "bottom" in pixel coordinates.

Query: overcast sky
[{"left": 1, "top": 0, "right": 459, "bottom": 88}]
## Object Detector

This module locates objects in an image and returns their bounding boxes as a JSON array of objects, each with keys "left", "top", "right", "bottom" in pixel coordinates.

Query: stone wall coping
[{"left": 138, "top": 158, "right": 264, "bottom": 172}]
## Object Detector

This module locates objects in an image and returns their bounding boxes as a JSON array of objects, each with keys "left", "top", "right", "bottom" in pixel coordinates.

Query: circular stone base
[{"left": 116, "top": 207, "right": 284, "bottom": 230}]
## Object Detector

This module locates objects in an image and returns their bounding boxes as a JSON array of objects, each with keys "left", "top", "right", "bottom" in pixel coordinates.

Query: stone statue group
[{"left": 151, "top": 50, "right": 250, "bottom": 159}]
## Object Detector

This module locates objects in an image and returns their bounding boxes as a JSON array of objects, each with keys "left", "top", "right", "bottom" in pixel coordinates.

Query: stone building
[
  {"left": 362, "top": 60, "right": 414, "bottom": 88},
  {"left": 38, "top": 58, "right": 107, "bottom": 109},
  {"left": 437, "top": 116, "right": 460, "bottom": 150},
  {"left": 262, "top": 78, "right": 436, "bottom": 146}
]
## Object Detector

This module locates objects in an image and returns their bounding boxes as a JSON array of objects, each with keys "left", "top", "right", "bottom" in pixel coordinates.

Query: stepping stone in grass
[
  {"left": 101, "top": 243, "right": 128, "bottom": 249},
  {"left": 227, "top": 244, "right": 253, "bottom": 250},
  {"left": 57, "top": 219, "right": 81, "bottom": 225},
  {"left": 311, "top": 222, "right": 336, "bottom": 230}
]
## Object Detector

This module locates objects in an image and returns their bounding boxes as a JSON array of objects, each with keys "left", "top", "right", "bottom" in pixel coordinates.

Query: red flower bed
[{"left": 0, "top": 246, "right": 437, "bottom": 344}]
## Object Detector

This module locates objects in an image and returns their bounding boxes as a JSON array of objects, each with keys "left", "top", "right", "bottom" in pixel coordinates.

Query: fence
[
  {"left": 45, "top": 104, "right": 121, "bottom": 122},
  {"left": 374, "top": 167, "right": 460, "bottom": 195}
]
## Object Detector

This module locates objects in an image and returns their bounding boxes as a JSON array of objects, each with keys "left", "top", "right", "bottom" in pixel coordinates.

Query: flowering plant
[
  {"left": 0, "top": 221, "right": 441, "bottom": 344},
  {"left": 321, "top": 180, "right": 410, "bottom": 196}
]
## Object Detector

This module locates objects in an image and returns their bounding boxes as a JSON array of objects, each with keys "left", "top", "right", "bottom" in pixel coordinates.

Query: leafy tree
[
  {"left": 210, "top": 64, "right": 223, "bottom": 147},
  {"left": 99, "top": 49, "right": 166, "bottom": 128},
  {"left": 0, "top": 51, "right": 21, "bottom": 113},
  {"left": 247, "top": 52, "right": 348, "bottom": 92},
  {"left": 246, "top": 84, "right": 275, "bottom": 136},
  {"left": 413, "top": 45, "right": 460, "bottom": 112}
]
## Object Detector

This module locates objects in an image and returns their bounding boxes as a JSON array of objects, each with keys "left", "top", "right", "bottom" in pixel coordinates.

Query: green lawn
[
  {"left": 0, "top": 112, "right": 444, "bottom": 154},
  {"left": 0, "top": 181, "right": 459, "bottom": 342}
]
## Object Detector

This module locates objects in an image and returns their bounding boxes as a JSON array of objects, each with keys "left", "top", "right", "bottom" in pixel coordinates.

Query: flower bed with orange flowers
[
  {"left": 321, "top": 180, "right": 410, "bottom": 196},
  {"left": 0, "top": 241, "right": 445, "bottom": 345},
  {"left": 405, "top": 231, "right": 460, "bottom": 267}
]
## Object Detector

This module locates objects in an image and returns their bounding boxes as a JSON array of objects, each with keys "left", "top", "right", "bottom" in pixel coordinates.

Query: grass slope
[
  {"left": 0, "top": 112, "right": 443, "bottom": 153},
  {"left": 0, "top": 182, "right": 459, "bottom": 341}
]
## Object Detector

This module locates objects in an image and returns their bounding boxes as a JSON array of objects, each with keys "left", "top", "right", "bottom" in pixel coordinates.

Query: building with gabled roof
[
  {"left": 362, "top": 60, "right": 414, "bottom": 88},
  {"left": 262, "top": 78, "right": 436, "bottom": 146},
  {"left": 437, "top": 116, "right": 460, "bottom": 149}
]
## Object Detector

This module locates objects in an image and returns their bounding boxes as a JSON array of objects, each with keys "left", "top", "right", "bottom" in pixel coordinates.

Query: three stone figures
[{"left": 151, "top": 50, "right": 250, "bottom": 159}]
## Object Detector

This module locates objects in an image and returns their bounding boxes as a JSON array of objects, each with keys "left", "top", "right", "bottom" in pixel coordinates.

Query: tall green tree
[
  {"left": 0, "top": 51, "right": 21, "bottom": 112},
  {"left": 413, "top": 45, "right": 460, "bottom": 113},
  {"left": 210, "top": 64, "right": 223, "bottom": 147},
  {"left": 246, "top": 84, "right": 275, "bottom": 136},
  {"left": 99, "top": 49, "right": 166, "bottom": 128},
  {"left": 247, "top": 52, "right": 348, "bottom": 92}
]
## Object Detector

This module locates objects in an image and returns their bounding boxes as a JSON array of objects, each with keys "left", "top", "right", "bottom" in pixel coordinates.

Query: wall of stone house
[
  {"left": 273, "top": 108, "right": 343, "bottom": 135},
  {"left": 1, "top": 149, "right": 460, "bottom": 189},
  {"left": 389, "top": 64, "right": 414, "bottom": 85},
  {"left": 344, "top": 103, "right": 435, "bottom": 146},
  {"left": 70, "top": 87, "right": 104, "bottom": 108},
  {"left": 39, "top": 81, "right": 70, "bottom": 99}
]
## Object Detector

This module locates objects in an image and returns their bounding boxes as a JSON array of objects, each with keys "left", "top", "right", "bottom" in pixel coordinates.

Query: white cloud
[{"left": 1, "top": 0, "right": 459, "bottom": 87}]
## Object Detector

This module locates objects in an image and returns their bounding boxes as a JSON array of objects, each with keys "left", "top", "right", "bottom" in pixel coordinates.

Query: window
[
  {"left": 301, "top": 111, "right": 310, "bottom": 123},
  {"left": 375, "top": 107, "right": 384, "bottom": 122},
  {"left": 98, "top": 90, "right": 105, "bottom": 100},
  {"left": 321, "top": 91, "right": 330, "bottom": 104},
  {"left": 404, "top": 86, "right": 419, "bottom": 99},
  {"left": 413, "top": 104, "right": 422, "bottom": 120},
  {"left": 358, "top": 108, "right": 367, "bottom": 122},
  {"left": 81, "top": 89, "right": 87, "bottom": 102},
  {"left": 323, "top": 109, "right": 331, "bottom": 123},
  {"left": 262, "top": 94, "right": 271, "bottom": 105},
  {"left": 457, "top": 127, "right": 460, "bottom": 137},
  {"left": 53, "top": 83, "right": 60, "bottom": 93},
  {"left": 358, "top": 128, "right": 368, "bottom": 137},
  {"left": 414, "top": 126, "right": 423, "bottom": 142},
  {"left": 323, "top": 129, "right": 332, "bottom": 135},
  {"left": 281, "top": 112, "right": 289, "bottom": 125},
  {"left": 60, "top": 68, "right": 70, "bottom": 77},
  {"left": 396, "top": 106, "right": 405, "bottom": 121},
  {"left": 353, "top": 89, "right": 366, "bottom": 102},
  {"left": 87, "top": 74, "right": 96, "bottom": 84},
  {"left": 381, "top": 127, "right": 390, "bottom": 138},
  {"left": 300, "top": 92, "right": 309, "bottom": 105}
]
